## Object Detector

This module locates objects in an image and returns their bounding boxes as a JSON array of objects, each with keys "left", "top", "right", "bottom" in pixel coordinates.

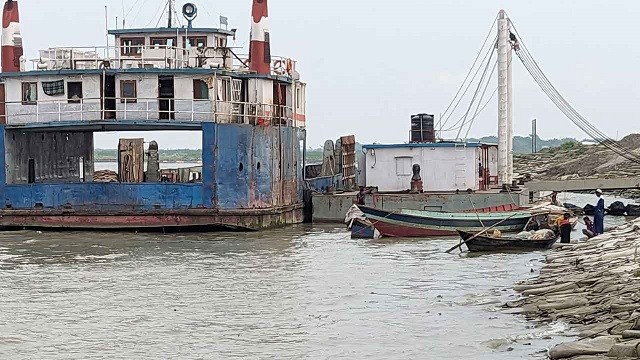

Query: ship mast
[{"left": 167, "top": 0, "right": 175, "bottom": 28}]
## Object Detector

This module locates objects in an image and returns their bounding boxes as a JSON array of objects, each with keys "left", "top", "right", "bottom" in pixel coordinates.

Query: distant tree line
[
  {"left": 94, "top": 149, "right": 202, "bottom": 162},
  {"left": 466, "top": 136, "right": 578, "bottom": 154}
]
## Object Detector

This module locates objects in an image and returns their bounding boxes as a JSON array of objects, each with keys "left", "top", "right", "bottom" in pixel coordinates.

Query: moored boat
[
  {"left": 358, "top": 205, "right": 533, "bottom": 238},
  {"left": 457, "top": 230, "right": 559, "bottom": 252}
]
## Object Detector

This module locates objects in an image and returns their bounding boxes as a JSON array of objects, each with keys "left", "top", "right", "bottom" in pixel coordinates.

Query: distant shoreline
[{"left": 94, "top": 160, "right": 202, "bottom": 163}]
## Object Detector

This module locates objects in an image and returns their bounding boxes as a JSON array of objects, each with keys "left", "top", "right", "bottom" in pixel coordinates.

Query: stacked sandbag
[
  {"left": 507, "top": 219, "right": 640, "bottom": 359},
  {"left": 563, "top": 202, "right": 584, "bottom": 215},
  {"left": 607, "top": 201, "right": 627, "bottom": 216},
  {"left": 514, "top": 231, "right": 534, "bottom": 240},
  {"left": 531, "top": 229, "right": 555, "bottom": 240},
  {"left": 583, "top": 204, "right": 595, "bottom": 215},
  {"left": 626, "top": 204, "right": 640, "bottom": 216}
]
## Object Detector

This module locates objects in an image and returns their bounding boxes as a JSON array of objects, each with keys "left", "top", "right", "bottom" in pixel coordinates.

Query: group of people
[
  {"left": 551, "top": 189, "right": 606, "bottom": 243},
  {"left": 582, "top": 189, "right": 605, "bottom": 238}
]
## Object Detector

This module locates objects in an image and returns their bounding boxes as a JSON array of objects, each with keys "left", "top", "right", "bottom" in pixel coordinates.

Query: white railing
[
  {"left": 28, "top": 46, "right": 298, "bottom": 76},
  {"left": 31, "top": 45, "right": 192, "bottom": 71},
  {"left": 4, "top": 97, "right": 296, "bottom": 126}
]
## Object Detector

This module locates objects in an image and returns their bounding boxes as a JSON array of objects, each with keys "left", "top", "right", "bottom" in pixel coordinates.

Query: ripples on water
[{"left": 0, "top": 193, "right": 634, "bottom": 359}]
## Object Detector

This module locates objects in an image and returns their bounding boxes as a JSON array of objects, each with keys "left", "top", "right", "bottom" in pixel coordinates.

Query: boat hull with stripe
[{"left": 359, "top": 206, "right": 532, "bottom": 238}]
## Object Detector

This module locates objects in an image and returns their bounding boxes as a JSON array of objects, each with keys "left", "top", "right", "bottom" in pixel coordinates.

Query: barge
[{"left": 0, "top": 0, "right": 307, "bottom": 231}]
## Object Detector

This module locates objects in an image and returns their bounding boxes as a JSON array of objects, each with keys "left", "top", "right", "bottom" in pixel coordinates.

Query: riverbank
[
  {"left": 507, "top": 218, "right": 640, "bottom": 359},
  {"left": 514, "top": 134, "right": 640, "bottom": 199}
]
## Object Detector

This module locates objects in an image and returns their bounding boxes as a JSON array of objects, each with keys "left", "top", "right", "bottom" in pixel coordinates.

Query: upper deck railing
[
  {"left": 26, "top": 45, "right": 299, "bottom": 78},
  {"left": 3, "top": 97, "right": 300, "bottom": 127}
]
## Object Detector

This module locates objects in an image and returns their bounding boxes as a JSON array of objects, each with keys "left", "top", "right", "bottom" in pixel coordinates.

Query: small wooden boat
[
  {"left": 358, "top": 206, "right": 534, "bottom": 237},
  {"left": 457, "top": 230, "right": 559, "bottom": 252},
  {"left": 350, "top": 218, "right": 377, "bottom": 239}
]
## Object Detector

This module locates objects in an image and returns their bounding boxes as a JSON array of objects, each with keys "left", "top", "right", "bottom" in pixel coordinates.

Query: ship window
[
  {"left": 184, "top": 36, "right": 207, "bottom": 49},
  {"left": 216, "top": 78, "right": 231, "bottom": 101},
  {"left": 193, "top": 79, "right": 209, "bottom": 100},
  {"left": 120, "top": 80, "right": 137, "bottom": 103},
  {"left": 395, "top": 156, "right": 413, "bottom": 176},
  {"left": 121, "top": 37, "right": 145, "bottom": 56},
  {"left": 21, "top": 82, "right": 38, "bottom": 105},
  {"left": 150, "top": 37, "right": 177, "bottom": 49},
  {"left": 215, "top": 37, "right": 227, "bottom": 48},
  {"left": 67, "top": 82, "right": 83, "bottom": 104}
]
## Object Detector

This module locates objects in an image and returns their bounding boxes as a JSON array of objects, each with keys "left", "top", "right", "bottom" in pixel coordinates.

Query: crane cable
[
  {"left": 508, "top": 16, "right": 640, "bottom": 164},
  {"left": 455, "top": 49, "right": 497, "bottom": 140},
  {"left": 439, "top": 16, "right": 498, "bottom": 127}
]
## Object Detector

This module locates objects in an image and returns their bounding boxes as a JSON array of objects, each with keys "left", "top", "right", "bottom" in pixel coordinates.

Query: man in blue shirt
[{"left": 594, "top": 189, "right": 605, "bottom": 235}]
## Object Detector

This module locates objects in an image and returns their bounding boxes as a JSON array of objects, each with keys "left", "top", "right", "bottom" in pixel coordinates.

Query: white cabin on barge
[{"left": 361, "top": 142, "right": 499, "bottom": 192}]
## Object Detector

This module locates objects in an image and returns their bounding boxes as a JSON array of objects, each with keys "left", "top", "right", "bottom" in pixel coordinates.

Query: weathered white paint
[
  {"left": 174, "top": 75, "right": 211, "bottom": 121},
  {"left": 5, "top": 74, "right": 101, "bottom": 124},
  {"left": 251, "top": 17, "right": 268, "bottom": 42},
  {"left": 114, "top": 32, "right": 228, "bottom": 67},
  {"left": 364, "top": 145, "right": 480, "bottom": 192},
  {"left": 1, "top": 21, "right": 20, "bottom": 47},
  {"left": 115, "top": 73, "right": 157, "bottom": 120}
]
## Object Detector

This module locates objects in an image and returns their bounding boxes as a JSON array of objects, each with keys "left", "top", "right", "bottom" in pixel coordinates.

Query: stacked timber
[
  {"left": 506, "top": 219, "right": 640, "bottom": 359},
  {"left": 93, "top": 170, "right": 118, "bottom": 183}
]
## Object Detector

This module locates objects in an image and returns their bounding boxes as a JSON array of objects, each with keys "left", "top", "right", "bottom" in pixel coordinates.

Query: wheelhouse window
[
  {"left": 121, "top": 37, "right": 145, "bottom": 56},
  {"left": 193, "top": 79, "right": 209, "bottom": 100},
  {"left": 184, "top": 36, "right": 207, "bottom": 49},
  {"left": 21, "top": 82, "right": 37, "bottom": 105},
  {"left": 215, "top": 37, "right": 227, "bottom": 48},
  {"left": 216, "top": 78, "right": 231, "bottom": 102},
  {"left": 67, "top": 81, "right": 83, "bottom": 104},
  {"left": 150, "top": 37, "right": 177, "bottom": 49},
  {"left": 120, "top": 80, "right": 137, "bottom": 103}
]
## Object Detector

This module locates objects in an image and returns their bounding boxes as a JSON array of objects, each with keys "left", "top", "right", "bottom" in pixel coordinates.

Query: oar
[{"left": 445, "top": 212, "right": 526, "bottom": 254}]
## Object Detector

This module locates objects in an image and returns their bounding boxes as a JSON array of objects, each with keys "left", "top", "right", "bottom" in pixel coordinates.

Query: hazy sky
[{"left": 18, "top": 0, "right": 640, "bottom": 148}]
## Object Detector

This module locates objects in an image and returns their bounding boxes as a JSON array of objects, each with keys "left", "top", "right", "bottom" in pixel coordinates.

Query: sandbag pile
[
  {"left": 607, "top": 201, "right": 627, "bottom": 216},
  {"left": 531, "top": 229, "right": 556, "bottom": 240},
  {"left": 506, "top": 219, "right": 640, "bottom": 359}
]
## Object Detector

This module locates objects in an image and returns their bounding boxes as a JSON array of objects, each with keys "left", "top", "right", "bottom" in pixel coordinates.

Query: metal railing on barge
[{"left": 3, "top": 97, "right": 298, "bottom": 127}]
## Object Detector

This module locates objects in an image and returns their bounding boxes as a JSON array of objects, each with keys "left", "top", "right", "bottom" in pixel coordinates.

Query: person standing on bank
[
  {"left": 594, "top": 189, "right": 605, "bottom": 235},
  {"left": 559, "top": 213, "right": 572, "bottom": 244}
]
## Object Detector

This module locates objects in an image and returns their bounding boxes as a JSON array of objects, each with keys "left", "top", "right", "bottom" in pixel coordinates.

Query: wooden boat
[
  {"left": 350, "top": 218, "right": 377, "bottom": 239},
  {"left": 358, "top": 206, "right": 534, "bottom": 237},
  {"left": 457, "top": 230, "right": 559, "bottom": 252}
]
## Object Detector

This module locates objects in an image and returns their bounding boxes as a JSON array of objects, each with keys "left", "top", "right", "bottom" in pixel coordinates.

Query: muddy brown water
[{"left": 0, "top": 193, "right": 634, "bottom": 359}]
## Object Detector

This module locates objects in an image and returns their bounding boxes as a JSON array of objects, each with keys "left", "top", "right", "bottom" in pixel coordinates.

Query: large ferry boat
[{"left": 0, "top": 0, "right": 307, "bottom": 230}]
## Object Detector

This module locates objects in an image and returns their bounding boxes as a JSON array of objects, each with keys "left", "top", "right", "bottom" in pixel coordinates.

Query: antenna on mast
[{"left": 167, "top": 0, "right": 175, "bottom": 28}]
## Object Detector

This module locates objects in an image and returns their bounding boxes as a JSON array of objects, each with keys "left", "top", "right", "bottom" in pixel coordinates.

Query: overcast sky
[{"left": 18, "top": 0, "right": 640, "bottom": 148}]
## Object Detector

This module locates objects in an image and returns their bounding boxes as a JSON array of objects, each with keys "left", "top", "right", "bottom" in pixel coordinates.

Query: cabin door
[
  {"left": 273, "top": 82, "right": 287, "bottom": 125},
  {"left": 101, "top": 75, "right": 116, "bottom": 119},
  {"left": 158, "top": 76, "right": 175, "bottom": 120}
]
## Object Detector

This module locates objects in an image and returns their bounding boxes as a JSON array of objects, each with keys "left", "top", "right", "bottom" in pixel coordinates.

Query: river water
[{"left": 0, "top": 193, "right": 635, "bottom": 359}]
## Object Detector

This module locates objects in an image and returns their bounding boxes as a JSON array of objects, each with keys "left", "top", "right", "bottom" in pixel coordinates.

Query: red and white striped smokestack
[
  {"left": 248, "top": 0, "right": 271, "bottom": 75},
  {"left": 2, "top": 0, "right": 23, "bottom": 73}
]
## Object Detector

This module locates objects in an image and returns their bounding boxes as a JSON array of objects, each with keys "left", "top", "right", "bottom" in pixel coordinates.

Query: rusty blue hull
[{"left": 0, "top": 123, "right": 306, "bottom": 231}]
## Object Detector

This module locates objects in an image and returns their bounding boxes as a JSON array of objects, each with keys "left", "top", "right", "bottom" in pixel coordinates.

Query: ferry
[{"left": 0, "top": 0, "right": 308, "bottom": 231}]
